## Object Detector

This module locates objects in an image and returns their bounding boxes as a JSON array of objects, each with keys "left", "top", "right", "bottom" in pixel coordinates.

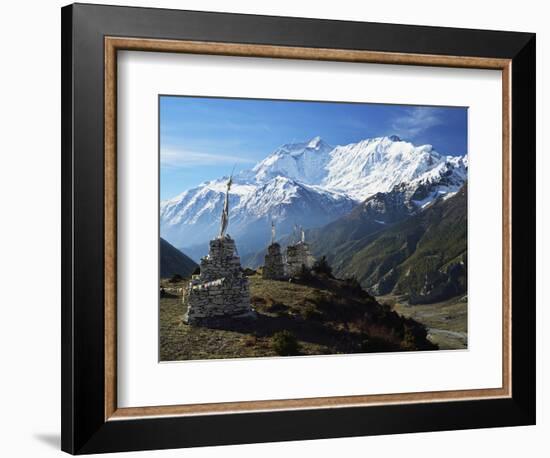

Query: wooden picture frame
[{"left": 62, "top": 3, "right": 536, "bottom": 454}]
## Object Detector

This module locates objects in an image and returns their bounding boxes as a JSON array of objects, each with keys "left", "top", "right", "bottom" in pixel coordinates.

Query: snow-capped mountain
[
  {"left": 243, "top": 134, "right": 467, "bottom": 201},
  {"left": 160, "top": 174, "right": 354, "bottom": 258},
  {"left": 248, "top": 136, "right": 334, "bottom": 184},
  {"left": 161, "top": 135, "right": 467, "bottom": 259},
  {"left": 321, "top": 136, "right": 466, "bottom": 201}
]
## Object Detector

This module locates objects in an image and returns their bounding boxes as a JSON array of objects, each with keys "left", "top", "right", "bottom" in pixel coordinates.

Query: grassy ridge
[{"left": 159, "top": 274, "right": 438, "bottom": 362}]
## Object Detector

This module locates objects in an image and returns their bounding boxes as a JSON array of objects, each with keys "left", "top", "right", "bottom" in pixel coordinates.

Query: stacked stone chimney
[{"left": 183, "top": 235, "right": 252, "bottom": 325}]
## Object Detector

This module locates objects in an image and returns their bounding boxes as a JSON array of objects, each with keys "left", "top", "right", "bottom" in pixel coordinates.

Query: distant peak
[
  {"left": 275, "top": 136, "right": 329, "bottom": 154},
  {"left": 354, "top": 135, "right": 402, "bottom": 147},
  {"left": 307, "top": 136, "right": 323, "bottom": 148}
]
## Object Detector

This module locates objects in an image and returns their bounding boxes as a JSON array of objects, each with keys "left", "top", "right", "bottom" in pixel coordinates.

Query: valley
[{"left": 378, "top": 294, "right": 467, "bottom": 350}]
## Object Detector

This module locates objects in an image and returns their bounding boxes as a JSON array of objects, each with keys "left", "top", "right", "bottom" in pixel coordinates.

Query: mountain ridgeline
[
  {"left": 309, "top": 185, "right": 467, "bottom": 304},
  {"left": 161, "top": 135, "right": 468, "bottom": 304},
  {"left": 161, "top": 135, "right": 467, "bottom": 260}
]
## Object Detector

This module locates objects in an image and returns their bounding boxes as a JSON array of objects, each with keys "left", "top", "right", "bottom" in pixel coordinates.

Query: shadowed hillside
[
  {"left": 160, "top": 237, "right": 198, "bottom": 279},
  {"left": 308, "top": 185, "right": 467, "bottom": 304}
]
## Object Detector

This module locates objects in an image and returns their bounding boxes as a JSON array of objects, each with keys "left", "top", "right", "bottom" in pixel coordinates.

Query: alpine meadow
[{"left": 159, "top": 96, "right": 468, "bottom": 361}]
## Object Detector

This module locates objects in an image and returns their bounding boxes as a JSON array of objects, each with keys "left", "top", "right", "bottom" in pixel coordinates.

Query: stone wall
[
  {"left": 286, "top": 242, "right": 315, "bottom": 277},
  {"left": 183, "top": 235, "right": 253, "bottom": 325},
  {"left": 262, "top": 243, "right": 286, "bottom": 280}
]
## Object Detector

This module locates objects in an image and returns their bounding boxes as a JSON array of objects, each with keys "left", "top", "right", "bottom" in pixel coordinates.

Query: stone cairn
[
  {"left": 286, "top": 241, "right": 315, "bottom": 277},
  {"left": 183, "top": 235, "right": 252, "bottom": 325},
  {"left": 262, "top": 243, "right": 286, "bottom": 280},
  {"left": 183, "top": 171, "right": 253, "bottom": 325}
]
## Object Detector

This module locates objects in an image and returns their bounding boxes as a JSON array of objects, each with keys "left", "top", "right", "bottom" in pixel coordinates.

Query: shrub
[
  {"left": 250, "top": 296, "right": 267, "bottom": 307},
  {"left": 242, "top": 267, "right": 257, "bottom": 277},
  {"left": 160, "top": 287, "right": 176, "bottom": 298},
  {"left": 302, "top": 303, "right": 322, "bottom": 321},
  {"left": 243, "top": 335, "right": 257, "bottom": 347},
  {"left": 271, "top": 330, "right": 300, "bottom": 356},
  {"left": 359, "top": 333, "right": 370, "bottom": 352},
  {"left": 400, "top": 326, "right": 418, "bottom": 351},
  {"left": 169, "top": 273, "right": 183, "bottom": 283},
  {"left": 298, "top": 264, "right": 312, "bottom": 282},
  {"left": 312, "top": 256, "right": 333, "bottom": 277},
  {"left": 344, "top": 276, "right": 366, "bottom": 295},
  {"left": 361, "top": 335, "right": 397, "bottom": 353},
  {"left": 266, "top": 301, "right": 288, "bottom": 314}
]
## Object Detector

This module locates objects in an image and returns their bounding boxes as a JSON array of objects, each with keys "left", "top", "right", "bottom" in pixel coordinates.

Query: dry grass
[{"left": 159, "top": 274, "right": 437, "bottom": 362}]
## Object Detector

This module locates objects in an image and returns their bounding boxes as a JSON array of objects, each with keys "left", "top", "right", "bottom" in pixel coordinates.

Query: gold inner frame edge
[{"left": 104, "top": 37, "right": 512, "bottom": 421}]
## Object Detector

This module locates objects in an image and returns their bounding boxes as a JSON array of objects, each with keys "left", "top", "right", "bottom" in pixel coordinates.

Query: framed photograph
[{"left": 61, "top": 3, "right": 536, "bottom": 454}]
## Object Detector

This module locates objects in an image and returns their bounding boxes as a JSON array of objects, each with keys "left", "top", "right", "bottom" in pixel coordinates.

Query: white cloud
[
  {"left": 161, "top": 147, "right": 256, "bottom": 168},
  {"left": 391, "top": 107, "right": 443, "bottom": 139}
]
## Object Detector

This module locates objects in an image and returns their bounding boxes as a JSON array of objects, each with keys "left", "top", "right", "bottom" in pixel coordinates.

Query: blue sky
[{"left": 160, "top": 96, "right": 467, "bottom": 200}]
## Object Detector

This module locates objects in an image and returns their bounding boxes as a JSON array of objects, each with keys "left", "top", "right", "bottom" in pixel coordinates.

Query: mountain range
[
  {"left": 161, "top": 135, "right": 467, "bottom": 266},
  {"left": 308, "top": 184, "right": 467, "bottom": 303}
]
